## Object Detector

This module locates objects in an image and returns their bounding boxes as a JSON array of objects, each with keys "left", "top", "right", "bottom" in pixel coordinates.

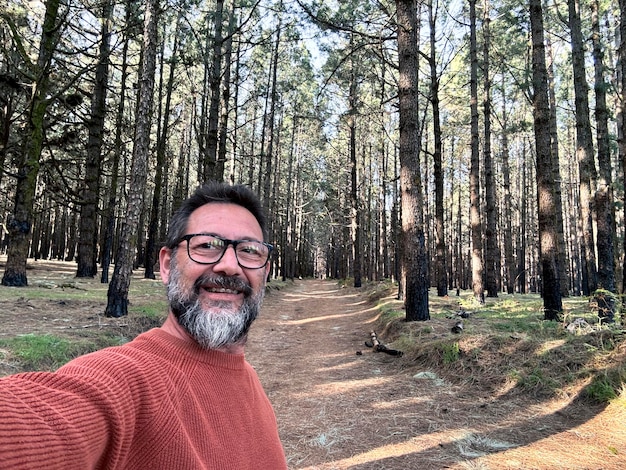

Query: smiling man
[
  {"left": 0, "top": 182, "right": 287, "bottom": 469},
  {"left": 161, "top": 200, "right": 270, "bottom": 354}
]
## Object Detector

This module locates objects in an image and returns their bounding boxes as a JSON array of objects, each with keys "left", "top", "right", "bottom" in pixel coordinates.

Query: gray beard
[{"left": 166, "top": 261, "right": 263, "bottom": 350}]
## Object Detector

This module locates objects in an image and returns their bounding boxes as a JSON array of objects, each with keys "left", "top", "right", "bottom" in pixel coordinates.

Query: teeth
[{"left": 204, "top": 287, "right": 238, "bottom": 294}]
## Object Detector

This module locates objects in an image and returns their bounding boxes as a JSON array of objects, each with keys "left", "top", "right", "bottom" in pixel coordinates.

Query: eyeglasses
[{"left": 176, "top": 234, "right": 273, "bottom": 269}]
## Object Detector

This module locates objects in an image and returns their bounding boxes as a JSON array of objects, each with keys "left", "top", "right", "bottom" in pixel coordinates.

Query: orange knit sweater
[{"left": 0, "top": 328, "right": 287, "bottom": 469}]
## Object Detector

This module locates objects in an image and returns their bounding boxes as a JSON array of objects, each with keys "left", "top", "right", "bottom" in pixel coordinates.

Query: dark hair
[{"left": 165, "top": 182, "right": 267, "bottom": 248}]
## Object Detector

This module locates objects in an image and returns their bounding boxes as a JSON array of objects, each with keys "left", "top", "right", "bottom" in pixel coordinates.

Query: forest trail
[{"left": 246, "top": 279, "right": 626, "bottom": 470}]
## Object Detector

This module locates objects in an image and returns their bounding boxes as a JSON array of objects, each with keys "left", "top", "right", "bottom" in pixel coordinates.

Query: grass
[
  {"left": 0, "top": 333, "right": 126, "bottom": 371},
  {"left": 0, "top": 260, "right": 168, "bottom": 374},
  {"left": 372, "top": 287, "right": 626, "bottom": 404}
]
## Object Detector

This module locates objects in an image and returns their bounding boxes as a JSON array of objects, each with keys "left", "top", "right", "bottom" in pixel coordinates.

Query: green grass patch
[
  {"left": 583, "top": 367, "right": 626, "bottom": 403},
  {"left": 129, "top": 301, "right": 168, "bottom": 320},
  {"left": 378, "top": 306, "right": 404, "bottom": 324},
  {"left": 0, "top": 333, "right": 124, "bottom": 371},
  {"left": 441, "top": 342, "right": 461, "bottom": 364}
]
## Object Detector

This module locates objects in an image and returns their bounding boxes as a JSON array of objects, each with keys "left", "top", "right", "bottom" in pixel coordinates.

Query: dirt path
[{"left": 246, "top": 279, "right": 626, "bottom": 470}]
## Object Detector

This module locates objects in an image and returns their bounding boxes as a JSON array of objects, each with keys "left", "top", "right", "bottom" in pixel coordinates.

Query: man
[{"left": 0, "top": 182, "right": 287, "bottom": 469}]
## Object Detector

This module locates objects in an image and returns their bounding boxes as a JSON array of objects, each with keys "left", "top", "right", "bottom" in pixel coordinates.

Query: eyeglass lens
[{"left": 187, "top": 234, "right": 269, "bottom": 268}]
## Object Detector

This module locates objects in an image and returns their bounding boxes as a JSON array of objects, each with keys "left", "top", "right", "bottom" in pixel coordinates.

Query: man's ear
[
  {"left": 265, "top": 259, "right": 272, "bottom": 279},
  {"left": 159, "top": 247, "right": 172, "bottom": 285}
]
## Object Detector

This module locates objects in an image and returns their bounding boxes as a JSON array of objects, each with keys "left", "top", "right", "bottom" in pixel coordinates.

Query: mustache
[{"left": 192, "top": 274, "right": 253, "bottom": 297}]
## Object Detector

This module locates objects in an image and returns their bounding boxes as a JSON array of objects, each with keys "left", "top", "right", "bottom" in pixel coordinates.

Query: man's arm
[{"left": 0, "top": 362, "right": 138, "bottom": 469}]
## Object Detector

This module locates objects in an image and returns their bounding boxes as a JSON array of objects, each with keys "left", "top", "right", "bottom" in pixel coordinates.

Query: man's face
[{"left": 160, "top": 203, "right": 270, "bottom": 350}]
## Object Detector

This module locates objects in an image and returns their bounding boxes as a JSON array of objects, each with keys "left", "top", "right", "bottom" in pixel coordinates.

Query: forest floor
[
  {"left": 249, "top": 279, "right": 626, "bottom": 470},
  {"left": 0, "top": 259, "right": 625, "bottom": 469}
]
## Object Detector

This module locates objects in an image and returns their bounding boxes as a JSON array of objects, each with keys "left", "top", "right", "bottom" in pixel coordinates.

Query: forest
[{"left": 0, "top": 0, "right": 625, "bottom": 322}]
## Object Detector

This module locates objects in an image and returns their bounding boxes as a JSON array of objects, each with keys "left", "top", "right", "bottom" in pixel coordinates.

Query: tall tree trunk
[
  {"left": 2, "top": 0, "right": 62, "bottom": 287},
  {"left": 229, "top": 20, "right": 243, "bottom": 184},
  {"left": 568, "top": 0, "right": 598, "bottom": 295},
  {"left": 530, "top": 0, "right": 562, "bottom": 320},
  {"left": 282, "top": 117, "right": 297, "bottom": 281},
  {"left": 145, "top": 15, "right": 180, "bottom": 279},
  {"left": 498, "top": 80, "right": 515, "bottom": 294},
  {"left": 482, "top": 0, "right": 498, "bottom": 297},
  {"left": 349, "top": 36, "right": 362, "bottom": 288},
  {"left": 203, "top": 0, "right": 225, "bottom": 182},
  {"left": 0, "top": 39, "right": 23, "bottom": 188},
  {"left": 101, "top": 0, "right": 132, "bottom": 284},
  {"left": 454, "top": 142, "right": 463, "bottom": 292},
  {"left": 379, "top": 52, "right": 390, "bottom": 281},
  {"left": 105, "top": 0, "right": 158, "bottom": 317},
  {"left": 469, "top": 0, "right": 484, "bottom": 303},
  {"left": 620, "top": 0, "right": 626, "bottom": 294},
  {"left": 428, "top": 0, "right": 447, "bottom": 297},
  {"left": 546, "top": 36, "right": 569, "bottom": 297},
  {"left": 396, "top": 0, "right": 429, "bottom": 321},
  {"left": 217, "top": 6, "right": 236, "bottom": 180},
  {"left": 518, "top": 150, "right": 527, "bottom": 294},
  {"left": 591, "top": 0, "right": 615, "bottom": 321},
  {"left": 262, "top": 10, "right": 282, "bottom": 215},
  {"left": 77, "top": 0, "right": 113, "bottom": 278}
]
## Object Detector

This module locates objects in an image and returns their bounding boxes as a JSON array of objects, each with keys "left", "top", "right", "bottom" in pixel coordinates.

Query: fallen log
[{"left": 365, "top": 331, "right": 403, "bottom": 357}]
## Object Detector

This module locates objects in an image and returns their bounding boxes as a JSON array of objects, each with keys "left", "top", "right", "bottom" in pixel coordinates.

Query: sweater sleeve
[{"left": 0, "top": 356, "right": 141, "bottom": 469}]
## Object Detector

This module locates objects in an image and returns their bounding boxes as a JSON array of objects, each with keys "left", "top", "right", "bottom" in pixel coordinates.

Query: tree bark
[
  {"left": 530, "top": 0, "right": 562, "bottom": 320},
  {"left": 396, "top": 0, "right": 429, "bottom": 321},
  {"left": 568, "top": 0, "right": 598, "bottom": 295},
  {"left": 101, "top": 0, "right": 132, "bottom": 284},
  {"left": 2, "top": 0, "right": 62, "bottom": 287},
  {"left": 77, "top": 0, "right": 113, "bottom": 278},
  {"left": 620, "top": 0, "right": 626, "bottom": 294},
  {"left": 469, "top": 0, "right": 484, "bottom": 303},
  {"left": 428, "top": 0, "right": 447, "bottom": 297},
  {"left": 262, "top": 10, "right": 282, "bottom": 217},
  {"left": 349, "top": 37, "right": 362, "bottom": 288},
  {"left": 105, "top": 0, "right": 158, "bottom": 317},
  {"left": 546, "top": 36, "right": 569, "bottom": 297},
  {"left": 482, "top": 1, "right": 498, "bottom": 297},
  {"left": 591, "top": 0, "right": 616, "bottom": 322},
  {"left": 145, "top": 14, "right": 180, "bottom": 279},
  {"left": 499, "top": 84, "right": 515, "bottom": 294},
  {"left": 217, "top": 6, "right": 236, "bottom": 181},
  {"left": 203, "top": 0, "right": 225, "bottom": 182}
]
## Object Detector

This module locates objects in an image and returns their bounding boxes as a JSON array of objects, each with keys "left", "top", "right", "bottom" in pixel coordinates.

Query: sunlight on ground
[
  {"left": 370, "top": 396, "right": 431, "bottom": 409},
  {"left": 283, "top": 307, "right": 378, "bottom": 325},
  {"left": 536, "top": 339, "right": 567, "bottom": 355},
  {"left": 293, "top": 376, "right": 394, "bottom": 399},
  {"left": 283, "top": 290, "right": 361, "bottom": 300},
  {"left": 315, "top": 360, "right": 364, "bottom": 373},
  {"left": 299, "top": 430, "right": 467, "bottom": 469},
  {"left": 492, "top": 378, "right": 518, "bottom": 398}
]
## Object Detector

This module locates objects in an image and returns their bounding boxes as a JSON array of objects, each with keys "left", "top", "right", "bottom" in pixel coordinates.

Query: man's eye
[
  {"left": 195, "top": 239, "right": 223, "bottom": 250},
  {"left": 241, "top": 246, "right": 260, "bottom": 254}
]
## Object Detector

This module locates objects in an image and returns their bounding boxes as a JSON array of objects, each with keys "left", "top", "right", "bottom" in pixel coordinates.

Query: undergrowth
[{"left": 372, "top": 287, "right": 626, "bottom": 404}]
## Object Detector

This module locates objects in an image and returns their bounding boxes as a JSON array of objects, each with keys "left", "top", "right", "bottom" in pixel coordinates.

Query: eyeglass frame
[{"left": 174, "top": 233, "right": 273, "bottom": 269}]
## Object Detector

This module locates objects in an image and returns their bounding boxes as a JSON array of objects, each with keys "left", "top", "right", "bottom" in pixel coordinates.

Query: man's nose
[{"left": 212, "top": 244, "right": 241, "bottom": 273}]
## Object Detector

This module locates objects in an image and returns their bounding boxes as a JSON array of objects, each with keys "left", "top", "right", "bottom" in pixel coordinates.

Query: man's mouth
[
  {"left": 201, "top": 286, "right": 241, "bottom": 294},
  {"left": 194, "top": 275, "right": 252, "bottom": 297}
]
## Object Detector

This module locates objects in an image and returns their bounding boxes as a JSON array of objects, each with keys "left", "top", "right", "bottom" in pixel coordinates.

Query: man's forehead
[{"left": 188, "top": 202, "right": 262, "bottom": 234}]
